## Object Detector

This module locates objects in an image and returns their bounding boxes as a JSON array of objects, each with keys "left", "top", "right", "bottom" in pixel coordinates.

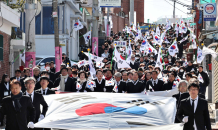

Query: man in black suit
[
  {"left": 23, "top": 77, "right": 48, "bottom": 129},
  {"left": 54, "top": 67, "right": 76, "bottom": 92},
  {"left": 162, "top": 72, "right": 176, "bottom": 91},
  {"left": 10, "top": 69, "right": 23, "bottom": 82},
  {"left": 0, "top": 80, "right": 36, "bottom": 130},
  {"left": 35, "top": 76, "right": 55, "bottom": 95},
  {"left": 126, "top": 72, "right": 144, "bottom": 93},
  {"left": 20, "top": 68, "right": 31, "bottom": 92},
  {"left": 35, "top": 71, "right": 54, "bottom": 90},
  {"left": 93, "top": 70, "right": 106, "bottom": 92},
  {"left": 118, "top": 71, "right": 129, "bottom": 93},
  {"left": 197, "top": 66, "right": 210, "bottom": 96},
  {"left": 54, "top": 63, "right": 66, "bottom": 80},
  {"left": 146, "top": 70, "right": 164, "bottom": 91},
  {"left": 177, "top": 83, "right": 211, "bottom": 130}
]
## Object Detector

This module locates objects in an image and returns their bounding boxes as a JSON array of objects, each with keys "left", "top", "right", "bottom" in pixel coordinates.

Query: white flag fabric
[
  {"left": 146, "top": 43, "right": 157, "bottom": 55},
  {"left": 74, "top": 20, "right": 84, "bottom": 31},
  {"left": 83, "top": 31, "right": 91, "bottom": 44},
  {"left": 197, "top": 47, "right": 204, "bottom": 63},
  {"left": 114, "top": 47, "right": 131, "bottom": 68},
  {"left": 84, "top": 52, "right": 104, "bottom": 62},
  {"left": 155, "top": 48, "right": 163, "bottom": 71},
  {"left": 191, "top": 33, "right": 197, "bottom": 49},
  {"left": 165, "top": 18, "right": 171, "bottom": 31},
  {"left": 179, "top": 35, "right": 188, "bottom": 43},
  {"left": 168, "top": 40, "right": 179, "bottom": 56},
  {"left": 96, "top": 61, "right": 105, "bottom": 68},
  {"left": 153, "top": 34, "right": 161, "bottom": 45},
  {"left": 175, "top": 75, "right": 181, "bottom": 82},
  {"left": 76, "top": 82, "right": 82, "bottom": 91},
  {"left": 156, "top": 26, "right": 160, "bottom": 36},
  {"left": 198, "top": 73, "right": 204, "bottom": 83},
  {"left": 126, "top": 40, "right": 132, "bottom": 64},
  {"left": 202, "top": 46, "right": 218, "bottom": 59},
  {"left": 88, "top": 53, "right": 96, "bottom": 78},
  {"left": 86, "top": 80, "right": 96, "bottom": 90},
  {"left": 126, "top": 26, "right": 130, "bottom": 33},
  {"left": 147, "top": 87, "right": 179, "bottom": 97},
  {"left": 77, "top": 60, "right": 89, "bottom": 68},
  {"left": 34, "top": 93, "right": 177, "bottom": 129},
  {"left": 105, "top": 80, "right": 115, "bottom": 86},
  {"left": 20, "top": 49, "right": 25, "bottom": 63},
  {"left": 140, "top": 39, "right": 148, "bottom": 54}
]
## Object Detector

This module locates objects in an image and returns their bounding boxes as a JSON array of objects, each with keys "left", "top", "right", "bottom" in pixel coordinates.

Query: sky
[{"left": 144, "top": 0, "right": 192, "bottom": 23}]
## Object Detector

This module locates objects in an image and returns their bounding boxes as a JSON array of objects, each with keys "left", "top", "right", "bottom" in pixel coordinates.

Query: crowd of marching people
[{"left": 0, "top": 19, "right": 213, "bottom": 130}]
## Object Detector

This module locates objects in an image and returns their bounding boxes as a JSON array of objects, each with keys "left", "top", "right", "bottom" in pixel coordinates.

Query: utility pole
[
  {"left": 130, "top": 0, "right": 134, "bottom": 25},
  {"left": 53, "top": 0, "right": 61, "bottom": 72},
  {"left": 92, "top": 0, "right": 99, "bottom": 55},
  {"left": 25, "top": 0, "right": 36, "bottom": 76}
]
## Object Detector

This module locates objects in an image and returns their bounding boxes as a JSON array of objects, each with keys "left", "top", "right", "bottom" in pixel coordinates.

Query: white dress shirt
[
  {"left": 190, "top": 96, "right": 198, "bottom": 130},
  {"left": 97, "top": 78, "right": 103, "bottom": 84},
  {"left": 41, "top": 87, "right": 48, "bottom": 95},
  {"left": 16, "top": 77, "right": 20, "bottom": 81},
  {"left": 4, "top": 83, "right": 9, "bottom": 96},
  {"left": 26, "top": 91, "right": 34, "bottom": 102},
  {"left": 152, "top": 79, "right": 158, "bottom": 86}
]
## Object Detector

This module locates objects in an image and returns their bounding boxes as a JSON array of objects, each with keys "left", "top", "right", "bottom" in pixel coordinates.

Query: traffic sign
[{"left": 203, "top": 3, "right": 216, "bottom": 21}]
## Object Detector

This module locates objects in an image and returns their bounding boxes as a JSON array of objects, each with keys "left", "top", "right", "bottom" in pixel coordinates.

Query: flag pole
[{"left": 110, "top": 47, "right": 115, "bottom": 70}]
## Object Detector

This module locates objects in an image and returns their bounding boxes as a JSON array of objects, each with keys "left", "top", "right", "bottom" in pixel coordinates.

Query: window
[
  {"left": 118, "top": 11, "right": 125, "bottom": 18},
  {"left": 43, "top": 6, "right": 54, "bottom": 34},
  {"left": 210, "top": 21, "right": 215, "bottom": 27},
  {"left": 50, "top": 57, "right": 56, "bottom": 64},
  {"left": 35, "top": 12, "right": 41, "bottom": 34},
  {"left": 0, "top": 35, "right": 3, "bottom": 61}
]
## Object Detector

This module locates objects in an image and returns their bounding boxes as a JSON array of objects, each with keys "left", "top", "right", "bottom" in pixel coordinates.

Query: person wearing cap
[
  {"left": 54, "top": 67, "right": 77, "bottom": 92},
  {"left": 23, "top": 77, "right": 48, "bottom": 127},
  {"left": 101, "top": 48, "right": 109, "bottom": 58},
  {"left": 35, "top": 71, "right": 54, "bottom": 90},
  {"left": 62, "top": 53, "right": 71, "bottom": 67},
  {"left": 35, "top": 76, "right": 55, "bottom": 95},
  {"left": 130, "top": 55, "right": 140, "bottom": 71}
]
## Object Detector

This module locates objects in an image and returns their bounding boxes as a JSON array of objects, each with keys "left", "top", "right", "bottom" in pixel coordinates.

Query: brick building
[{"left": 102, "top": 0, "right": 144, "bottom": 34}]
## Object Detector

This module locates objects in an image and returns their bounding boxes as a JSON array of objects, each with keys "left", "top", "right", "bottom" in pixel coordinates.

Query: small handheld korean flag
[
  {"left": 113, "top": 85, "right": 118, "bottom": 93},
  {"left": 96, "top": 61, "right": 104, "bottom": 68},
  {"left": 76, "top": 82, "right": 82, "bottom": 91},
  {"left": 83, "top": 31, "right": 91, "bottom": 44},
  {"left": 175, "top": 75, "right": 181, "bottom": 82},
  {"left": 197, "top": 47, "right": 204, "bottom": 63},
  {"left": 168, "top": 39, "right": 178, "bottom": 56},
  {"left": 173, "top": 81, "right": 178, "bottom": 88},
  {"left": 105, "top": 80, "right": 114, "bottom": 86},
  {"left": 74, "top": 19, "right": 84, "bottom": 31},
  {"left": 191, "top": 33, "right": 197, "bottom": 49},
  {"left": 88, "top": 52, "right": 96, "bottom": 78},
  {"left": 78, "top": 60, "right": 88, "bottom": 68},
  {"left": 149, "top": 85, "right": 154, "bottom": 92},
  {"left": 86, "top": 80, "right": 96, "bottom": 92},
  {"left": 198, "top": 73, "right": 204, "bottom": 83}
]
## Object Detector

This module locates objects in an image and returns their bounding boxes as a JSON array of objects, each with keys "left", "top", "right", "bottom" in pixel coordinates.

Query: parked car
[{"left": 36, "top": 55, "right": 77, "bottom": 71}]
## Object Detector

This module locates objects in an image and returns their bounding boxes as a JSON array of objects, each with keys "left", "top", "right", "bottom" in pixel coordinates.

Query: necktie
[
  {"left": 29, "top": 94, "right": 32, "bottom": 102},
  {"left": 154, "top": 81, "right": 156, "bottom": 86},
  {"left": 192, "top": 99, "right": 195, "bottom": 113},
  {"left": 43, "top": 90, "right": 46, "bottom": 95}
]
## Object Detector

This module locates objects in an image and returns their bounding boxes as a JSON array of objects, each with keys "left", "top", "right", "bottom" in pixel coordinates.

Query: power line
[{"left": 164, "top": 0, "right": 190, "bottom": 15}]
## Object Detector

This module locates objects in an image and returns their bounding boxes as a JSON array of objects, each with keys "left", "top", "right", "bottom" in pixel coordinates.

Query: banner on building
[{"left": 99, "top": 0, "right": 121, "bottom": 7}]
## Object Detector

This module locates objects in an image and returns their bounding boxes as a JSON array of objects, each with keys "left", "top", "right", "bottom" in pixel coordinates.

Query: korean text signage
[
  {"left": 114, "top": 41, "right": 126, "bottom": 47},
  {"left": 203, "top": 3, "right": 216, "bottom": 21},
  {"left": 99, "top": 0, "right": 121, "bottom": 7}
]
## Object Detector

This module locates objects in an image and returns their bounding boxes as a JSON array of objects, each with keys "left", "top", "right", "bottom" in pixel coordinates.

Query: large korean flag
[{"left": 35, "top": 93, "right": 178, "bottom": 129}]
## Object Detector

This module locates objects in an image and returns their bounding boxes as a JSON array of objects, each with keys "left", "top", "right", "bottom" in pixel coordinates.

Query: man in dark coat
[
  {"left": 0, "top": 80, "right": 36, "bottom": 130},
  {"left": 10, "top": 69, "right": 23, "bottom": 82},
  {"left": 35, "top": 76, "right": 55, "bottom": 95},
  {"left": 130, "top": 55, "right": 140, "bottom": 71},
  {"left": 23, "top": 77, "right": 48, "bottom": 128},
  {"left": 146, "top": 70, "right": 164, "bottom": 91},
  {"left": 185, "top": 61, "right": 197, "bottom": 73},
  {"left": 177, "top": 83, "right": 211, "bottom": 130},
  {"left": 54, "top": 67, "right": 76, "bottom": 92},
  {"left": 162, "top": 72, "right": 176, "bottom": 91},
  {"left": 197, "top": 66, "right": 210, "bottom": 96}
]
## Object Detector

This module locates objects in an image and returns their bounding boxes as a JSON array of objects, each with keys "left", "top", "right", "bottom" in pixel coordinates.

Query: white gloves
[
  {"left": 38, "top": 114, "right": 45, "bottom": 122},
  {"left": 182, "top": 116, "right": 189, "bottom": 123},
  {"left": 27, "top": 122, "right": 34, "bottom": 129}
]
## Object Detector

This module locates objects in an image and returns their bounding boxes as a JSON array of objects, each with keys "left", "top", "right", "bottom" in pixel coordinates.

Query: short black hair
[
  {"left": 40, "top": 71, "right": 49, "bottom": 76},
  {"left": 15, "top": 69, "right": 21, "bottom": 73},
  {"left": 50, "top": 61, "right": 54, "bottom": 64},
  {"left": 127, "top": 72, "right": 133, "bottom": 76},
  {"left": 152, "top": 70, "right": 158, "bottom": 74},
  {"left": 198, "top": 65, "right": 203, "bottom": 69},
  {"left": 96, "top": 70, "right": 103, "bottom": 75},
  {"left": 185, "top": 72, "right": 192, "bottom": 78},
  {"left": 60, "top": 67, "right": 68, "bottom": 73},
  {"left": 188, "top": 83, "right": 200, "bottom": 90},
  {"left": 40, "top": 76, "right": 50, "bottom": 82},
  {"left": 106, "top": 69, "right": 113, "bottom": 75}
]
